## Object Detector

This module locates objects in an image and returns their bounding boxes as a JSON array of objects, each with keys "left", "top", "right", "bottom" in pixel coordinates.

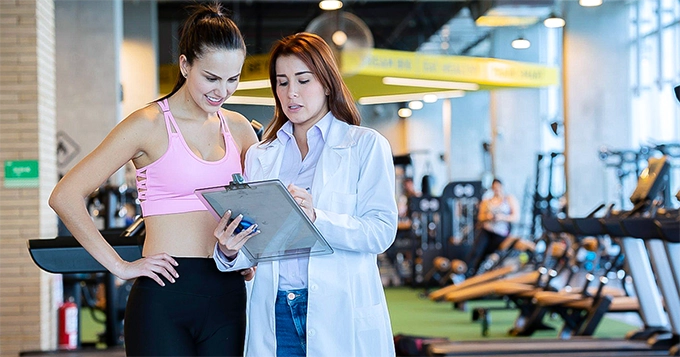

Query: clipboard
[{"left": 195, "top": 174, "right": 333, "bottom": 263}]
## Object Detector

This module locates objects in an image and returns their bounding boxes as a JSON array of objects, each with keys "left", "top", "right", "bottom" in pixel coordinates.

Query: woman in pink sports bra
[{"left": 49, "top": 3, "right": 259, "bottom": 356}]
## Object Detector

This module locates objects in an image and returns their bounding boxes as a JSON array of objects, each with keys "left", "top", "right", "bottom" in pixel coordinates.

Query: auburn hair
[{"left": 262, "top": 32, "right": 360, "bottom": 143}]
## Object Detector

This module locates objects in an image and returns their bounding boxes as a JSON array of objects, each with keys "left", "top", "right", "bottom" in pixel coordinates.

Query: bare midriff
[{"left": 142, "top": 211, "right": 218, "bottom": 258}]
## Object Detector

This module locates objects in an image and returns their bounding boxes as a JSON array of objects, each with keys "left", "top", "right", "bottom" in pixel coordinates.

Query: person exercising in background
[{"left": 466, "top": 178, "right": 520, "bottom": 276}]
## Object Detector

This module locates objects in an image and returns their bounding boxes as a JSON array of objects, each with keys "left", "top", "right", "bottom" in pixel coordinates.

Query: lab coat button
[
  {"left": 308, "top": 329, "right": 316, "bottom": 336},
  {"left": 310, "top": 284, "right": 318, "bottom": 291},
  {"left": 287, "top": 292, "right": 295, "bottom": 300}
]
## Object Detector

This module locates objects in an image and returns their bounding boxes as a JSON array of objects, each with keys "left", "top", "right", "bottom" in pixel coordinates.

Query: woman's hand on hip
[{"left": 117, "top": 253, "right": 179, "bottom": 286}]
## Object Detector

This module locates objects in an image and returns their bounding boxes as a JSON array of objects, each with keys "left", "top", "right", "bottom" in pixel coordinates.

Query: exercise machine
[
  {"left": 28, "top": 218, "right": 144, "bottom": 349},
  {"left": 425, "top": 156, "right": 678, "bottom": 356}
]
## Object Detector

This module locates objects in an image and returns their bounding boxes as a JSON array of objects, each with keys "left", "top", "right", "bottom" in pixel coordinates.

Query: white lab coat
[{"left": 220, "top": 116, "right": 398, "bottom": 357}]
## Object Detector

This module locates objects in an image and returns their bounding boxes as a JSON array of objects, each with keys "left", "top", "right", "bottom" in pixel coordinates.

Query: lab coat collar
[{"left": 255, "top": 114, "right": 357, "bottom": 188}]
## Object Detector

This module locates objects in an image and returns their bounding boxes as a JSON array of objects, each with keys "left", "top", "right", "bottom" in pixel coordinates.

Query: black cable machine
[
  {"left": 527, "top": 152, "right": 565, "bottom": 239},
  {"left": 440, "top": 181, "right": 483, "bottom": 259}
]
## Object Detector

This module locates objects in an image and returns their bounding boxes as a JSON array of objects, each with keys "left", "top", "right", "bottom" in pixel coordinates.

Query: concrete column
[
  {"left": 488, "top": 25, "right": 552, "bottom": 233},
  {"left": 449, "top": 91, "right": 491, "bottom": 183},
  {"left": 0, "top": 0, "right": 58, "bottom": 354},
  {"left": 563, "top": 1, "right": 631, "bottom": 215},
  {"left": 403, "top": 102, "right": 448, "bottom": 195},
  {"left": 492, "top": 87, "right": 543, "bottom": 201},
  {"left": 122, "top": 0, "right": 158, "bottom": 117},
  {"left": 55, "top": 0, "right": 122, "bottom": 177}
]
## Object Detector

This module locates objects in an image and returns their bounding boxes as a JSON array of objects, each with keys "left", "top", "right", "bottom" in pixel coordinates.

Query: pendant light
[
  {"left": 544, "top": 12, "right": 565, "bottom": 28},
  {"left": 511, "top": 36, "right": 531, "bottom": 49}
]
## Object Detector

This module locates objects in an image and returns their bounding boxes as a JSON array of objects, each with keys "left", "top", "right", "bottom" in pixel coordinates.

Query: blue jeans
[{"left": 275, "top": 288, "right": 308, "bottom": 357}]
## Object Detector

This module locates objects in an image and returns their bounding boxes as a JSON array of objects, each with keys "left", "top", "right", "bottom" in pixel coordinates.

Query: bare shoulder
[
  {"left": 220, "top": 108, "right": 259, "bottom": 150},
  {"left": 121, "top": 102, "right": 165, "bottom": 132},
  {"left": 114, "top": 102, "right": 168, "bottom": 161},
  {"left": 221, "top": 108, "right": 253, "bottom": 133}
]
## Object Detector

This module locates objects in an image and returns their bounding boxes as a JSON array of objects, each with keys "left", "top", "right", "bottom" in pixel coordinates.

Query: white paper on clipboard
[{"left": 195, "top": 178, "right": 333, "bottom": 263}]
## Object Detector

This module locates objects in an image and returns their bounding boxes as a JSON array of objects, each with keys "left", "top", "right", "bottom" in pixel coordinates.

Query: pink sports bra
[{"left": 136, "top": 99, "right": 242, "bottom": 217}]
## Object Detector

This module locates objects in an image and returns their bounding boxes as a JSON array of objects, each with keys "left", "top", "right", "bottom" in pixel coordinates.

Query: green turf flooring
[
  {"left": 80, "top": 286, "right": 641, "bottom": 346},
  {"left": 80, "top": 307, "right": 107, "bottom": 346},
  {"left": 385, "top": 287, "right": 640, "bottom": 341}
]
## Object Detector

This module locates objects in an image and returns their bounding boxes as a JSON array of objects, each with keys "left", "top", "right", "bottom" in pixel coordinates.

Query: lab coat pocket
[
  {"left": 330, "top": 191, "right": 357, "bottom": 214},
  {"left": 354, "top": 303, "right": 387, "bottom": 355}
]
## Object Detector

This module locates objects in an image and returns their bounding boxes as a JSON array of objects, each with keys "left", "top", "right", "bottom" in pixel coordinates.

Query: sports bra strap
[
  {"left": 157, "top": 99, "right": 170, "bottom": 112},
  {"left": 157, "top": 99, "right": 180, "bottom": 135},
  {"left": 216, "top": 110, "right": 231, "bottom": 137},
  {"left": 157, "top": 99, "right": 232, "bottom": 137}
]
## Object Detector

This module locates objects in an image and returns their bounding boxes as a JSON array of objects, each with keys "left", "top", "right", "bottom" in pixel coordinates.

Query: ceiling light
[
  {"left": 236, "top": 79, "right": 270, "bottom": 91},
  {"left": 543, "top": 13, "right": 565, "bottom": 28},
  {"left": 475, "top": 15, "right": 539, "bottom": 27},
  {"left": 408, "top": 101, "right": 424, "bottom": 110},
  {"left": 319, "top": 1, "right": 343, "bottom": 11},
  {"left": 332, "top": 31, "right": 348, "bottom": 47},
  {"left": 422, "top": 94, "right": 438, "bottom": 103},
  {"left": 579, "top": 0, "right": 602, "bottom": 6},
  {"left": 511, "top": 37, "right": 531, "bottom": 50},
  {"left": 382, "top": 77, "right": 480, "bottom": 91},
  {"left": 358, "top": 90, "right": 465, "bottom": 105},
  {"left": 398, "top": 108, "right": 412, "bottom": 118}
]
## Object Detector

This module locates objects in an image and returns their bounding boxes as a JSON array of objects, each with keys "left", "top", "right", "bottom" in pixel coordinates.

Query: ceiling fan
[{"left": 305, "top": 11, "right": 374, "bottom": 76}]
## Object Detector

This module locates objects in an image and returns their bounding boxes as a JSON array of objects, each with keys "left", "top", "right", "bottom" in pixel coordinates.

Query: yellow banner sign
[
  {"left": 161, "top": 49, "right": 558, "bottom": 98},
  {"left": 350, "top": 49, "right": 558, "bottom": 88}
]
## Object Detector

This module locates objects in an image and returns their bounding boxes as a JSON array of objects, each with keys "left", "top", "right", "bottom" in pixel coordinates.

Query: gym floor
[
  {"left": 50, "top": 286, "right": 639, "bottom": 357},
  {"left": 385, "top": 287, "right": 639, "bottom": 341}
]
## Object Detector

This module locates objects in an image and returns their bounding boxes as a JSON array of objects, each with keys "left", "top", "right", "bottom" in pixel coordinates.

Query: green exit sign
[{"left": 4, "top": 160, "right": 39, "bottom": 188}]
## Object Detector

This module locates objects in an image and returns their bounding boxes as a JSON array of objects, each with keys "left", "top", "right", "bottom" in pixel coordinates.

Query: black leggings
[{"left": 124, "top": 257, "right": 246, "bottom": 356}]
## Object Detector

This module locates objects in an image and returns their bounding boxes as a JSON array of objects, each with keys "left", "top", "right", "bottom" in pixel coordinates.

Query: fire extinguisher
[{"left": 58, "top": 297, "right": 78, "bottom": 350}]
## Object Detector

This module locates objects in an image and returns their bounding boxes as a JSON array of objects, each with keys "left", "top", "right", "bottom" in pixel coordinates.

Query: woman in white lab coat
[{"left": 213, "top": 32, "right": 398, "bottom": 356}]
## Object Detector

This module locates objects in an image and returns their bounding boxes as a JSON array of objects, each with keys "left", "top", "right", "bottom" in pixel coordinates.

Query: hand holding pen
[
  {"left": 288, "top": 184, "right": 316, "bottom": 222},
  {"left": 214, "top": 210, "right": 260, "bottom": 259}
]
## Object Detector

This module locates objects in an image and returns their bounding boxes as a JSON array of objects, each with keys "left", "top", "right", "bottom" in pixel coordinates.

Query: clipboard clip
[
  {"left": 232, "top": 173, "right": 245, "bottom": 184},
  {"left": 226, "top": 173, "right": 250, "bottom": 191}
]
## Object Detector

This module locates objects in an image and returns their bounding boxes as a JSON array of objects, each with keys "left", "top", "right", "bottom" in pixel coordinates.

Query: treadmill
[
  {"left": 28, "top": 229, "right": 143, "bottom": 274},
  {"left": 426, "top": 156, "right": 677, "bottom": 356},
  {"left": 27, "top": 217, "right": 145, "bottom": 348},
  {"left": 655, "top": 207, "right": 680, "bottom": 355}
]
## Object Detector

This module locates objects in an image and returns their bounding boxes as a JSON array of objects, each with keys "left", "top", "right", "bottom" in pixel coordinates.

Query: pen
[{"left": 305, "top": 187, "right": 311, "bottom": 193}]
